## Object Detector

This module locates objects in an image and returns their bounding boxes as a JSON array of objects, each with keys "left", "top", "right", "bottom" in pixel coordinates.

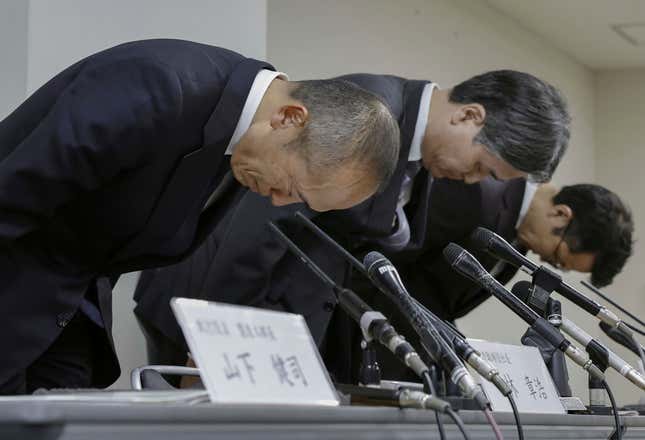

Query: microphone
[
  {"left": 512, "top": 281, "right": 645, "bottom": 391},
  {"left": 471, "top": 227, "right": 633, "bottom": 338},
  {"left": 267, "top": 222, "right": 430, "bottom": 381},
  {"left": 364, "top": 251, "right": 490, "bottom": 409},
  {"left": 291, "top": 213, "right": 513, "bottom": 397},
  {"left": 443, "top": 243, "right": 605, "bottom": 381}
]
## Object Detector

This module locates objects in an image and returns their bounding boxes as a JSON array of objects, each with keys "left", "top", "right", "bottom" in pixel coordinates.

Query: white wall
[
  {"left": 0, "top": 0, "right": 28, "bottom": 119},
  {"left": 595, "top": 69, "right": 645, "bottom": 404},
  {"left": 22, "top": 0, "right": 267, "bottom": 388},
  {"left": 268, "top": 0, "right": 610, "bottom": 403},
  {"left": 26, "top": 0, "right": 267, "bottom": 93}
]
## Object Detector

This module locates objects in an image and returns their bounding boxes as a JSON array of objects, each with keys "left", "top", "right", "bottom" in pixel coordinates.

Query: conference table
[{"left": 1, "top": 391, "right": 644, "bottom": 440}]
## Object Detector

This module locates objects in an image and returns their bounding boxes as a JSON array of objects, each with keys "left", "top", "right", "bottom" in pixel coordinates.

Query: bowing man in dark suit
[
  {"left": 134, "top": 70, "right": 573, "bottom": 375},
  {"left": 0, "top": 39, "right": 402, "bottom": 394},
  {"left": 357, "top": 179, "right": 634, "bottom": 383}
]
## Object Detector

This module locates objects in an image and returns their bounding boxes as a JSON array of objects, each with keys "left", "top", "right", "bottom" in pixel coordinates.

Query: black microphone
[
  {"left": 513, "top": 281, "right": 645, "bottom": 391},
  {"left": 295, "top": 207, "right": 512, "bottom": 397},
  {"left": 471, "top": 227, "right": 633, "bottom": 338},
  {"left": 267, "top": 222, "right": 436, "bottom": 390},
  {"left": 364, "top": 251, "right": 490, "bottom": 409},
  {"left": 443, "top": 243, "right": 605, "bottom": 381}
]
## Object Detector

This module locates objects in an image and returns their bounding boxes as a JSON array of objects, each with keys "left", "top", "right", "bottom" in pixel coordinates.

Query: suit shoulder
[
  {"left": 336, "top": 74, "right": 409, "bottom": 118},
  {"left": 82, "top": 39, "right": 246, "bottom": 82}
]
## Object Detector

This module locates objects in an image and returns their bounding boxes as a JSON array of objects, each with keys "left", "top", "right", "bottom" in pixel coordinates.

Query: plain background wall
[
  {"left": 0, "top": 0, "right": 28, "bottom": 119},
  {"left": 21, "top": 0, "right": 268, "bottom": 388},
  {"left": 595, "top": 69, "right": 645, "bottom": 403},
  {"left": 266, "top": 0, "right": 642, "bottom": 403}
]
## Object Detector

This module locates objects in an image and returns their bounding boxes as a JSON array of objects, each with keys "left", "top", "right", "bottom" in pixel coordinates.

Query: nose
[
  {"left": 269, "top": 190, "right": 300, "bottom": 207},
  {"left": 463, "top": 172, "right": 485, "bottom": 184}
]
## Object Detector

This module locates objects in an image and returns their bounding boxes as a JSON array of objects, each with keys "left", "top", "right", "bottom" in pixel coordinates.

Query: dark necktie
[{"left": 376, "top": 160, "right": 422, "bottom": 251}]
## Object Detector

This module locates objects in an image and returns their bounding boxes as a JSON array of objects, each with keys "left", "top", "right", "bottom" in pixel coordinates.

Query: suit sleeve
[{"left": 0, "top": 59, "right": 183, "bottom": 244}]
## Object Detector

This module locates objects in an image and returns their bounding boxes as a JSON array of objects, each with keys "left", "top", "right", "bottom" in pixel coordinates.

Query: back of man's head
[
  {"left": 289, "top": 80, "right": 400, "bottom": 192},
  {"left": 450, "top": 70, "right": 570, "bottom": 183},
  {"left": 553, "top": 184, "right": 634, "bottom": 287}
]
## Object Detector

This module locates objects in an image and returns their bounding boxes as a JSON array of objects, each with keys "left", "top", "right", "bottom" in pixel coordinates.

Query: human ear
[{"left": 270, "top": 104, "right": 308, "bottom": 129}]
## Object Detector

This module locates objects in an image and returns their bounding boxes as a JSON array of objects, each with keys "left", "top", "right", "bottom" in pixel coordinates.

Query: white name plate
[
  {"left": 172, "top": 298, "right": 339, "bottom": 406},
  {"left": 466, "top": 339, "right": 566, "bottom": 414}
]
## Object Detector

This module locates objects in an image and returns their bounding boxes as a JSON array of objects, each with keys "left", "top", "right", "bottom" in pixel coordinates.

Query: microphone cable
[
  {"left": 445, "top": 406, "right": 472, "bottom": 440},
  {"left": 508, "top": 394, "right": 524, "bottom": 440},
  {"left": 422, "top": 370, "right": 446, "bottom": 440},
  {"left": 484, "top": 407, "right": 504, "bottom": 440},
  {"left": 602, "top": 379, "right": 623, "bottom": 440}
]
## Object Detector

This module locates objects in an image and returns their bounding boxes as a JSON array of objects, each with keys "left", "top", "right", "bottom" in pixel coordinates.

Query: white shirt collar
[
  {"left": 225, "top": 69, "right": 289, "bottom": 155},
  {"left": 408, "top": 83, "right": 437, "bottom": 162},
  {"left": 515, "top": 181, "right": 539, "bottom": 229}
]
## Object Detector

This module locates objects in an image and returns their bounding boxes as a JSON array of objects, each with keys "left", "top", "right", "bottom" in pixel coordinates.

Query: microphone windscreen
[
  {"left": 363, "top": 251, "right": 386, "bottom": 270},
  {"left": 442, "top": 243, "right": 465, "bottom": 266},
  {"left": 470, "top": 227, "right": 495, "bottom": 250},
  {"left": 511, "top": 280, "right": 533, "bottom": 302}
]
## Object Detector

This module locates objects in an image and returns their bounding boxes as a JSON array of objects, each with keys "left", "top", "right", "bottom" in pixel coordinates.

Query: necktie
[{"left": 377, "top": 161, "right": 422, "bottom": 251}]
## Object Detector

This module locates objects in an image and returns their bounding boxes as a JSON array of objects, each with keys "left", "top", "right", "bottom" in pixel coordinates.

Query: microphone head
[
  {"left": 443, "top": 243, "right": 466, "bottom": 267},
  {"left": 363, "top": 251, "right": 386, "bottom": 270},
  {"left": 443, "top": 243, "right": 488, "bottom": 283},
  {"left": 470, "top": 227, "right": 496, "bottom": 251},
  {"left": 511, "top": 280, "right": 533, "bottom": 303},
  {"left": 470, "top": 226, "right": 537, "bottom": 271}
]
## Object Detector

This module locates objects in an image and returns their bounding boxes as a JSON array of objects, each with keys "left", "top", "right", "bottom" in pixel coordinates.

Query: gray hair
[
  {"left": 289, "top": 79, "right": 400, "bottom": 192},
  {"left": 450, "top": 70, "right": 570, "bottom": 183}
]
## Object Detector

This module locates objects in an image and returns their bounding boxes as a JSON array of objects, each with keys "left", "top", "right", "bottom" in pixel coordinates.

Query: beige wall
[
  {"left": 595, "top": 69, "right": 645, "bottom": 404},
  {"left": 268, "top": 0, "right": 595, "bottom": 184},
  {"left": 267, "top": 0, "right": 620, "bottom": 403}
]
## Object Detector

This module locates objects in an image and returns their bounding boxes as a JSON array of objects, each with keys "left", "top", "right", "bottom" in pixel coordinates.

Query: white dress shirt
[
  {"left": 399, "top": 82, "right": 437, "bottom": 208},
  {"left": 225, "top": 69, "right": 289, "bottom": 155},
  {"left": 515, "top": 181, "right": 539, "bottom": 229},
  {"left": 203, "top": 69, "right": 287, "bottom": 211}
]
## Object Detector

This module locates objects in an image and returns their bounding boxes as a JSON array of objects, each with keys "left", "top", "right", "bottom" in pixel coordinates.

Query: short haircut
[
  {"left": 553, "top": 184, "right": 634, "bottom": 287},
  {"left": 289, "top": 80, "right": 400, "bottom": 192},
  {"left": 450, "top": 70, "right": 570, "bottom": 183}
]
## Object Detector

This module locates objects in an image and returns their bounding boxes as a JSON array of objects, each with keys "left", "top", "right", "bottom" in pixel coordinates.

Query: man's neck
[
  {"left": 517, "top": 183, "right": 559, "bottom": 241},
  {"left": 421, "top": 88, "right": 450, "bottom": 158}
]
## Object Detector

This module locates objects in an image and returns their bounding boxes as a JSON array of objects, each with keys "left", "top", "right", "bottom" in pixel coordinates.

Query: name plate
[
  {"left": 172, "top": 298, "right": 339, "bottom": 406},
  {"left": 466, "top": 339, "right": 566, "bottom": 414}
]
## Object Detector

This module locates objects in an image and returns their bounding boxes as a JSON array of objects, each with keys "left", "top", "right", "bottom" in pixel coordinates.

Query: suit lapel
[
  {"left": 498, "top": 178, "right": 526, "bottom": 240},
  {"left": 405, "top": 169, "right": 432, "bottom": 252},
  {"left": 366, "top": 80, "right": 430, "bottom": 235}
]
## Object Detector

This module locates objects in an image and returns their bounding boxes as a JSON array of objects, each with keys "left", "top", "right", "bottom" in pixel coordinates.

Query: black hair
[
  {"left": 553, "top": 184, "right": 634, "bottom": 287},
  {"left": 450, "top": 70, "right": 570, "bottom": 183}
]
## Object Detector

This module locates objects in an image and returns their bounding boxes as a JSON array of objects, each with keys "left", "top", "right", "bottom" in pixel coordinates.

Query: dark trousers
[{"left": 0, "top": 312, "right": 98, "bottom": 395}]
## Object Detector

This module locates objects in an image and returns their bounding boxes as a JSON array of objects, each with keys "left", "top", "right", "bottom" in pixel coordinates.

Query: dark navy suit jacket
[
  {"left": 328, "top": 177, "right": 528, "bottom": 382},
  {"left": 134, "top": 74, "right": 432, "bottom": 350},
  {"left": 0, "top": 39, "right": 272, "bottom": 386}
]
